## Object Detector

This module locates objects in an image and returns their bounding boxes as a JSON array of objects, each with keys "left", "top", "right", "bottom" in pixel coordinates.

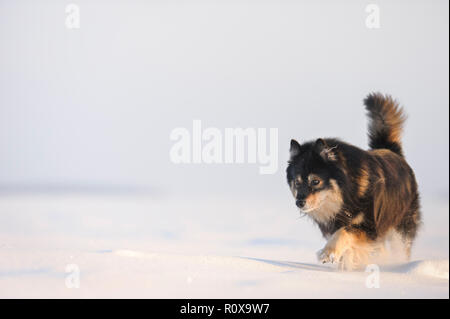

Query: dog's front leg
[{"left": 317, "top": 227, "right": 355, "bottom": 264}]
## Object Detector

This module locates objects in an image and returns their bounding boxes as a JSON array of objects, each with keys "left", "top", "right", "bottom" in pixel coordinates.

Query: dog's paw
[{"left": 317, "top": 248, "right": 336, "bottom": 264}]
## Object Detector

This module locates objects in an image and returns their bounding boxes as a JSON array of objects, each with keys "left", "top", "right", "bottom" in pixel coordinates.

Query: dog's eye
[{"left": 311, "top": 179, "right": 321, "bottom": 186}]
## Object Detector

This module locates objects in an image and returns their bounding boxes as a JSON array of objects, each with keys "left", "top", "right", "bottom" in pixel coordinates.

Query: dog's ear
[
  {"left": 290, "top": 139, "right": 302, "bottom": 158},
  {"left": 314, "top": 138, "right": 337, "bottom": 161}
]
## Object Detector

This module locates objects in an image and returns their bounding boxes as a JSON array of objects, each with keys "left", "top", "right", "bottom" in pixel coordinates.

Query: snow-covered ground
[{"left": 0, "top": 193, "right": 448, "bottom": 298}]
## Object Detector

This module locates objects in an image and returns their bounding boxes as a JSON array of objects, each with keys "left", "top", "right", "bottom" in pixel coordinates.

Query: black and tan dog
[{"left": 287, "top": 93, "right": 421, "bottom": 270}]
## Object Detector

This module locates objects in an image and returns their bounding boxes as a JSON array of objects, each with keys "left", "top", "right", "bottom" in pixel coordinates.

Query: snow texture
[{"left": 0, "top": 194, "right": 448, "bottom": 298}]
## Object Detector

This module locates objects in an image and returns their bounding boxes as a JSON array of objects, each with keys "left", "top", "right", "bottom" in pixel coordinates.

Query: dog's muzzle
[{"left": 296, "top": 199, "right": 306, "bottom": 208}]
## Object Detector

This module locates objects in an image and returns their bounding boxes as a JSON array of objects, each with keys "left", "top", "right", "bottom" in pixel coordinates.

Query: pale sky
[{"left": 0, "top": 0, "right": 448, "bottom": 199}]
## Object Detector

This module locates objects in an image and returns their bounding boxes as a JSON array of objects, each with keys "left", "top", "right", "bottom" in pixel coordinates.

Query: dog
[{"left": 286, "top": 93, "right": 421, "bottom": 270}]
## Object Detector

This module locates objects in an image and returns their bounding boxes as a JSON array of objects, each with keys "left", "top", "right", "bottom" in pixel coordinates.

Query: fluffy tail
[{"left": 364, "top": 93, "right": 407, "bottom": 157}]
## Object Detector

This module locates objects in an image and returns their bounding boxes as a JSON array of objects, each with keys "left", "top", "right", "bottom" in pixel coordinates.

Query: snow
[{"left": 0, "top": 193, "right": 448, "bottom": 298}]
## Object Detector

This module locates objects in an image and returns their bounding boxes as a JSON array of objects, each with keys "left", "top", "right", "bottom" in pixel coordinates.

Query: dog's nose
[{"left": 296, "top": 199, "right": 306, "bottom": 208}]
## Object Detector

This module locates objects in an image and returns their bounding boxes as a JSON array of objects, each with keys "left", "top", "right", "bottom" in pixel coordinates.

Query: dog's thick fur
[{"left": 286, "top": 93, "right": 421, "bottom": 270}]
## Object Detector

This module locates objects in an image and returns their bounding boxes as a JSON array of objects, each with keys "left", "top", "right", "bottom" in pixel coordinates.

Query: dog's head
[{"left": 286, "top": 138, "right": 343, "bottom": 223}]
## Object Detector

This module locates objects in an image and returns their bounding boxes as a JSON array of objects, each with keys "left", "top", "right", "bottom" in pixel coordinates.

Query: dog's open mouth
[
  {"left": 299, "top": 199, "right": 325, "bottom": 214},
  {"left": 300, "top": 204, "right": 322, "bottom": 214},
  {"left": 299, "top": 206, "right": 317, "bottom": 214}
]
